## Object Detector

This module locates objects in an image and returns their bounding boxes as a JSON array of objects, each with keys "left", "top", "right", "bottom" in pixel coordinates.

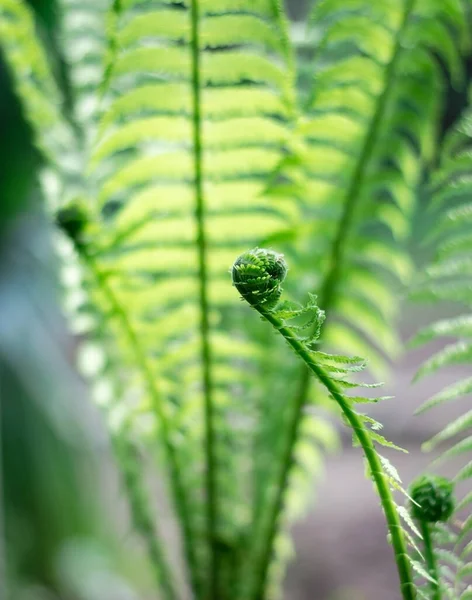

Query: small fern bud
[
  {"left": 409, "top": 474, "right": 455, "bottom": 523},
  {"left": 55, "top": 202, "right": 88, "bottom": 248},
  {"left": 232, "top": 248, "right": 287, "bottom": 309}
]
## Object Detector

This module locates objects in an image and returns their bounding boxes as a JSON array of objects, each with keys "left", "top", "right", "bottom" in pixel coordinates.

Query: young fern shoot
[
  {"left": 232, "top": 248, "right": 416, "bottom": 600},
  {"left": 409, "top": 475, "right": 456, "bottom": 600}
]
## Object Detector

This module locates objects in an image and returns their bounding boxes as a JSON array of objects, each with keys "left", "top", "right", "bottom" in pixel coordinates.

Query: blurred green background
[{"left": 0, "top": 1, "right": 153, "bottom": 597}]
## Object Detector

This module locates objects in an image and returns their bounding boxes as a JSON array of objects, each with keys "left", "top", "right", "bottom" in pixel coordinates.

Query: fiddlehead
[
  {"left": 410, "top": 475, "right": 456, "bottom": 525},
  {"left": 409, "top": 475, "right": 456, "bottom": 600},
  {"left": 232, "top": 248, "right": 288, "bottom": 310}
]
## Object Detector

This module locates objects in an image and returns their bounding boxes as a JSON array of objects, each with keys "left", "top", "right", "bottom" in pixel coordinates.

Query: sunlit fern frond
[
  {"left": 90, "top": 1, "right": 300, "bottom": 596},
  {"left": 411, "top": 92, "right": 472, "bottom": 599},
  {"left": 0, "top": 1, "right": 301, "bottom": 598},
  {"left": 295, "top": 0, "right": 467, "bottom": 374}
]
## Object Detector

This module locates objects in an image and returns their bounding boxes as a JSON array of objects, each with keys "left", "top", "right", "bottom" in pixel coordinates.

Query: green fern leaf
[
  {"left": 290, "top": 0, "right": 466, "bottom": 380},
  {"left": 412, "top": 92, "right": 472, "bottom": 599},
  {"left": 423, "top": 411, "right": 472, "bottom": 452}
]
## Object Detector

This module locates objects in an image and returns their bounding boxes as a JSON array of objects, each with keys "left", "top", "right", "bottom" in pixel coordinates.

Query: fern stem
[
  {"left": 189, "top": 1, "right": 219, "bottom": 597},
  {"left": 81, "top": 251, "right": 200, "bottom": 597},
  {"left": 252, "top": 306, "right": 416, "bottom": 600},
  {"left": 419, "top": 520, "right": 440, "bottom": 600},
  {"left": 296, "top": 0, "right": 416, "bottom": 403},
  {"left": 113, "top": 434, "right": 178, "bottom": 600}
]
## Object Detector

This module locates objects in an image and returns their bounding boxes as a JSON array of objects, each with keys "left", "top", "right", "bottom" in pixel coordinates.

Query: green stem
[
  {"left": 113, "top": 434, "right": 177, "bottom": 600},
  {"left": 189, "top": 1, "right": 218, "bottom": 597},
  {"left": 81, "top": 251, "right": 200, "bottom": 596},
  {"left": 251, "top": 305, "right": 415, "bottom": 600},
  {"left": 419, "top": 520, "right": 440, "bottom": 600},
  {"left": 296, "top": 0, "right": 416, "bottom": 405}
]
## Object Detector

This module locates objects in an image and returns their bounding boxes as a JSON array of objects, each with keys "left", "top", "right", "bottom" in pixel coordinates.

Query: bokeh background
[{"left": 1, "top": 1, "right": 470, "bottom": 598}]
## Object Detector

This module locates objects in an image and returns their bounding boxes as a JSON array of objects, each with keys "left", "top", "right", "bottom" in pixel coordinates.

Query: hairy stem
[
  {"left": 251, "top": 305, "right": 415, "bottom": 600},
  {"left": 189, "top": 1, "right": 219, "bottom": 597},
  {"left": 81, "top": 251, "right": 199, "bottom": 596},
  {"left": 296, "top": 0, "right": 416, "bottom": 404},
  {"left": 419, "top": 520, "right": 440, "bottom": 600}
]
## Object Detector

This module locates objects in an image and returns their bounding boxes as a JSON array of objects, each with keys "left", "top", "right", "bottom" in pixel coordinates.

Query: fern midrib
[
  {"left": 255, "top": 307, "right": 415, "bottom": 600},
  {"left": 189, "top": 1, "right": 219, "bottom": 598},
  {"left": 296, "top": 0, "right": 416, "bottom": 404},
  {"left": 81, "top": 249, "right": 200, "bottom": 596}
]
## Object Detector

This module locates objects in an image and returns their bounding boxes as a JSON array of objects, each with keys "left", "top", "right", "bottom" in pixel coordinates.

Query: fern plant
[
  {"left": 408, "top": 97, "right": 472, "bottom": 599},
  {"left": 1, "top": 0, "right": 472, "bottom": 599}
]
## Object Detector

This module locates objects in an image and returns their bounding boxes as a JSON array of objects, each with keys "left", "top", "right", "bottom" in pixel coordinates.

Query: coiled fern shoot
[{"left": 232, "top": 248, "right": 417, "bottom": 600}]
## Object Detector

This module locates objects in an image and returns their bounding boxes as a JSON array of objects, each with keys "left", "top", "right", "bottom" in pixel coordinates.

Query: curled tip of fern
[
  {"left": 55, "top": 202, "right": 88, "bottom": 248},
  {"left": 232, "top": 248, "right": 287, "bottom": 310},
  {"left": 409, "top": 474, "right": 456, "bottom": 523}
]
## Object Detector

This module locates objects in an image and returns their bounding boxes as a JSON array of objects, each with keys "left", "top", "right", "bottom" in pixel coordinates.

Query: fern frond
[
  {"left": 294, "top": 0, "right": 467, "bottom": 376},
  {"left": 91, "top": 2, "right": 298, "bottom": 595},
  {"left": 412, "top": 91, "right": 472, "bottom": 599},
  {"left": 232, "top": 248, "right": 417, "bottom": 600},
  {"left": 1, "top": 1, "right": 302, "bottom": 598}
]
